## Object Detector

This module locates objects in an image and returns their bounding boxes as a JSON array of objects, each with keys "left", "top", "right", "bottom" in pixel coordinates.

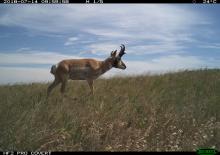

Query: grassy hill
[{"left": 0, "top": 69, "right": 219, "bottom": 151}]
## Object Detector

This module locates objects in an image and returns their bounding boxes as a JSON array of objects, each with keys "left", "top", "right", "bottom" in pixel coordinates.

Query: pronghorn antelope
[{"left": 47, "top": 44, "right": 126, "bottom": 97}]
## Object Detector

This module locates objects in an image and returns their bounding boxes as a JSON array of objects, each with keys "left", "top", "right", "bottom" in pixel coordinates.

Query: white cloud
[
  {"left": 199, "top": 43, "right": 220, "bottom": 49},
  {"left": 81, "top": 42, "right": 185, "bottom": 56},
  {"left": 128, "top": 43, "right": 185, "bottom": 55},
  {"left": 64, "top": 37, "right": 79, "bottom": 46},
  {"left": 102, "top": 54, "right": 206, "bottom": 78},
  {"left": 88, "top": 43, "right": 119, "bottom": 55},
  {"left": 16, "top": 47, "right": 31, "bottom": 52},
  {"left": 0, "top": 53, "right": 218, "bottom": 84},
  {"left": 0, "top": 5, "right": 212, "bottom": 59},
  {"left": 84, "top": 28, "right": 132, "bottom": 39},
  {"left": 0, "top": 5, "right": 208, "bottom": 42},
  {"left": 0, "top": 5, "right": 217, "bottom": 84},
  {"left": 0, "top": 50, "right": 82, "bottom": 65},
  {"left": 0, "top": 67, "right": 52, "bottom": 84}
]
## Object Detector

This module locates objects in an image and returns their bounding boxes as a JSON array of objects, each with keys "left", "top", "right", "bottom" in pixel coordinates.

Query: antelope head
[{"left": 109, "top": 44, "right": 127, "bottom": 70}]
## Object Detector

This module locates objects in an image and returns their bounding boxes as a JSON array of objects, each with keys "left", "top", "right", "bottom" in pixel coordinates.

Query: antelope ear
[{"left": 111, "top": 50, "right": 117, "bottom": 57}]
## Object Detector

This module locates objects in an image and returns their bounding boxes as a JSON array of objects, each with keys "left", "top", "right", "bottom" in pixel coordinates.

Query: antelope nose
[{"left": 123, "top": 65, "right": 126, "bottom": 70}]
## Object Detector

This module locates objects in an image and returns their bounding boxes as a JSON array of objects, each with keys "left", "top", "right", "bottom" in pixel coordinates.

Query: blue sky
[{"left": 0, "top": 4, "right": 220, "bottom": 84}]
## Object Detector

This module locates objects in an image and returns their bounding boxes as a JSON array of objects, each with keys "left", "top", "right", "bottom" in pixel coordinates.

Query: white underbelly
[{"left": 69, "top": 67, "right": 101, "bottom": 80}]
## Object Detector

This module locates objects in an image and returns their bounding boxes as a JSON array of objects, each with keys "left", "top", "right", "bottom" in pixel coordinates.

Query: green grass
[{"left": 0, "top": 69, "right": 219, "bottom": 151}]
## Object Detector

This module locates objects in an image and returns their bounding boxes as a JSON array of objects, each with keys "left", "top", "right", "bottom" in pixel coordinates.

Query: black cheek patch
[{"left": 113, "top": 60, "right": 118, "bottom": 67}]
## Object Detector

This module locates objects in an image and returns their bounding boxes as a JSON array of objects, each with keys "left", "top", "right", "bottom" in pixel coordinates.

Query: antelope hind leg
[
  {"left": 47, "top": 79, "right": 60, "bottom": 97},
  {"left": 87, "top": 79, "right": 94, "bottom": 95}
]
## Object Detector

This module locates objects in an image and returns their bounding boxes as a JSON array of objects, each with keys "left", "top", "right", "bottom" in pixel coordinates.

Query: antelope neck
[{"left": 100, "top": 58, "right": 113, "bottom": 75}]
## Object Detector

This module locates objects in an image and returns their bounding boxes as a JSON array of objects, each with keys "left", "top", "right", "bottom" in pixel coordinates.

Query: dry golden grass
[{"left": 0, "top": 69, "right": 219, "bottom": 151}]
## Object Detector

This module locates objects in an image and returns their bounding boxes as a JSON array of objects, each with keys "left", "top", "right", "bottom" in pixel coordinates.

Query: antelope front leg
[{"left": 87, "top": 79, "right": 94, "bottom": 95}]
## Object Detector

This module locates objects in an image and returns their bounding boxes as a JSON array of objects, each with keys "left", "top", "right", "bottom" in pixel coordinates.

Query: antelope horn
[{"left": 118, "top": 44, "right": 126, "bottom": 57}]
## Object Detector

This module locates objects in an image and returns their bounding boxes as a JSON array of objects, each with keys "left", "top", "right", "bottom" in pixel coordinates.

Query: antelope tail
[{"left": 50, "top": 64, "right": 57, "bottom": 75}]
